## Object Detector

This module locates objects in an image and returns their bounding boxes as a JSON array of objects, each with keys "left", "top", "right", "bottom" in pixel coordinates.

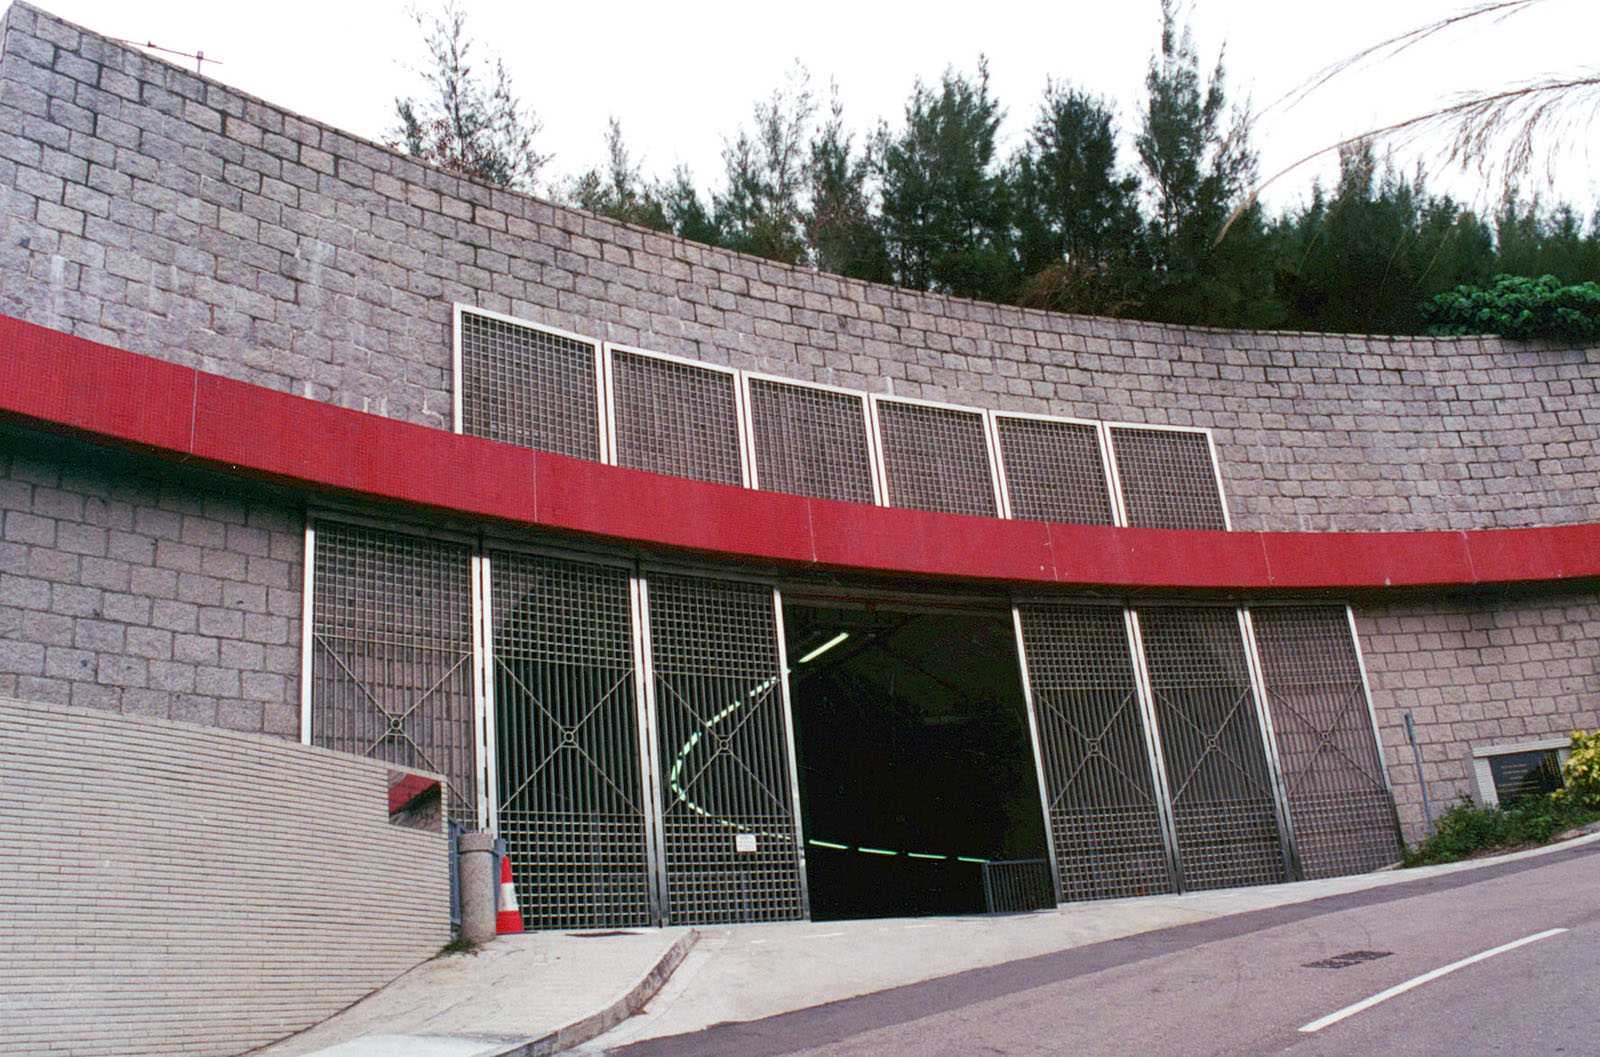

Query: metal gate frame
[
  {"left": 303, "top": 513, "right": 1394, "bottom": 921},
  {"left": 1011, "top": 599, "right": 1184, "bottom": 903},
  {"left": 1237, "top": 606, "right": 1302, "bottom": 880},
  {"left": 635, "top": 568, "right": 810, "bottom": 925},
  {"left": 301, "top": 512, "right": 485, "bottom": 828},
  {"left": 1122, "top": 606, "right": 1185, "bottom": 889},
  {"left": 1010, "top": 603, "right": 1066, "bottom": 905},
  {"left": 1240, "top": 601, "right": 1402, "bottom": 876}
]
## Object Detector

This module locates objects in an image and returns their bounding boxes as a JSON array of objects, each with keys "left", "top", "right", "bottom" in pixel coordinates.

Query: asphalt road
[{"left": 605, "top": 841, "right": 1600, "bottom": 1057}]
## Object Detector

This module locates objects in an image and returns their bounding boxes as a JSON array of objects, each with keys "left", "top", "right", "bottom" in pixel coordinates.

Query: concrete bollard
[{"left": 457, "top": 831, "right": 498, "bottom": 945}]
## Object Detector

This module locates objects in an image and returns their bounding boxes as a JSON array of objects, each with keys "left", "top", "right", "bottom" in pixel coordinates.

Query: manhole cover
[{"left": 1303, "top": 950, "right": 1393, "bottom": 969}]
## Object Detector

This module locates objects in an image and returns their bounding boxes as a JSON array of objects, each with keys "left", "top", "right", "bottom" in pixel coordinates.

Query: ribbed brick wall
[
  {"left": 1, "top": 2, "right": 1598, "bottom": 535},
  {"left": 0, "top": 434, "right": 302, "bottom": 737},
  {"left": 0, "top": 696, "right": 450, "bottom": 1057},
  {"left": 1356, "top": 592, "right": 1600, "bottom": 838}
]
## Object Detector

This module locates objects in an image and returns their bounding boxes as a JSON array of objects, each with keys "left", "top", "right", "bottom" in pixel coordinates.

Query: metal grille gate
[
  {"left": 747, "top": 378, "right": 876, "bottom": 504},
  {"left": 1016, "top": 604, "right": 1173, "bottom": 900},
  {"left": 874, "top": 400, "right": 998, "bottom": 517},
  {"left": 458, "top": 310, "right": 602, "bottom": 460},
  {"left": 309, "top": 521, "right": 478, "bottom": 824},
  {"left": 1135, "top": 607, "right": 1289, "bottom": 890},
  {"left": 995, "top": 417, "right": 1115, "bottom": 525},
  {"left": 644, "top": 573, "right": 806, "bottom": 924},
  {"left": 609, "top": 351, "right": 744, "bottom": 486},
  {"left": 487, "top": 551, "right": 653, "bottom": 929},
  {"left": 1109, "top": 427, "right": 1228, "bottom": 530},
  {"left": 1248, "top": 606, "right": 1402, "bottom": 878}
]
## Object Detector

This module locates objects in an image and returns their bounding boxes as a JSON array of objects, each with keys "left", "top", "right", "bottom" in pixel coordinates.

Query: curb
[{"left": 496, "top": 929, "right": 700, "bottom": 1057}]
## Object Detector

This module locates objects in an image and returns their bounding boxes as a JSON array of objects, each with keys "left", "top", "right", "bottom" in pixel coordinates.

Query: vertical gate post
[
  {"left": 1125, "top": 609, "right": 1184, "bottom": 893},
  {"left": 631, "top": 574, "right": 670, "bottom": 926},
  {"left": 1011, "top": 605, "right": 1064, "bottom": 905},
  {"left": 1240, "top": 607, "right": 1303, "bottom": 882},
  {"left": 772, "top": 588, "right": 812, "bottom": 920}
]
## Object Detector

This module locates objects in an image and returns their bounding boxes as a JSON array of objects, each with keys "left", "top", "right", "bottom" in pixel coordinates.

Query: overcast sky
[{"left": 26, "top": 0, "right": 1600, "bottom": 211}]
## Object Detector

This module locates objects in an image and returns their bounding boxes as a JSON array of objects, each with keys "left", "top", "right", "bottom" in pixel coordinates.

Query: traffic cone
[{"left": 496, "top": 853, "right": 524, "bottom": 935}]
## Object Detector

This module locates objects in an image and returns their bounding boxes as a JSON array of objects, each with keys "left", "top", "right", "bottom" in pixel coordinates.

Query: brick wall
[
  {"left": 1, "top": 2, "right": 1599, "bottom": 535},
  {"left": 0, "top": 432, "right": 302, "bottom": 737},
  {"left": 0, "top": 696, "right": 450, "bottom": 1057},
  {"left": 1356, "top": 591, "right": 1600, "bottom": 840}
]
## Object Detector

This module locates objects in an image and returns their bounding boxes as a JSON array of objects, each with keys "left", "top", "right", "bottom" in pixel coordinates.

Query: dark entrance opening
[{"left": 784, "top": 599, "right": 1050, "bottom": 920}]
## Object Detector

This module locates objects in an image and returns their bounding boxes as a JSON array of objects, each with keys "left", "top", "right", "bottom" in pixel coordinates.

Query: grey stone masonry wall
[
  {"left": 1356, "top": 591, "right": 1600, "bottom": 841},
  {"left": 0, "top": 433, "right": 303, "bottom": 736},
  {"left": 2, "top": 2, "right": 1600, "bottom": 533},
  {"left": 0, "top": 696, "right": 450, "bottom": 1057}
]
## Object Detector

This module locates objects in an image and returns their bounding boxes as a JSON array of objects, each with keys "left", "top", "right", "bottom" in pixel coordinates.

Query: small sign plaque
[{"left": 734, "top": 833, "right": 757, "bottom": 854}]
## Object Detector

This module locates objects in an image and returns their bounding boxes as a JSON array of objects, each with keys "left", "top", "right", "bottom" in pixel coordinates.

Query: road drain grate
[
  {"left": 1303, "top": 950, "right": 1393, "bottom": 969},
  {"left": 569, "top": 930, "right": 642, "bottom": 938}
]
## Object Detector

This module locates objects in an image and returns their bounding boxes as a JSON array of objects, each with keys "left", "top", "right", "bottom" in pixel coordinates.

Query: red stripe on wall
[{"left": 5, "top": 315, "right": 1599, "bottom": 593}]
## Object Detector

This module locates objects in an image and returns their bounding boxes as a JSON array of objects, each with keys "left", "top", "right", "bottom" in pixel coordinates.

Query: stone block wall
[
  {"left": 0, "top": 433, "right": 302, "bottom": 736},
  {"left": 1356, "top": 591, "right": 1600, "bottom": 838},
  {"left": 1, "top": 2, "right": 1599, "bottom": 535},
  {"left": 0, "top": 696, "right": 450, "bottom": 1057}
]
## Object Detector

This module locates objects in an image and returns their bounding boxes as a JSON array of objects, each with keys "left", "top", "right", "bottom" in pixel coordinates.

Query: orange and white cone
[{"left": 496, "top": 853, "right": 524, "bottom": 935}]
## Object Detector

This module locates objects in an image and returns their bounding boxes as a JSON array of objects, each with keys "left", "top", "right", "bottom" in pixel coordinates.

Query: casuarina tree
[{"left": 390, "top": 1, "right": 549, "bottom": 191}]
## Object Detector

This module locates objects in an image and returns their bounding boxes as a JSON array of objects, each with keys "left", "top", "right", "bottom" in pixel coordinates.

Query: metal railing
[{"left": 981, "top": 858, "right": 1056, "bottom": 914}]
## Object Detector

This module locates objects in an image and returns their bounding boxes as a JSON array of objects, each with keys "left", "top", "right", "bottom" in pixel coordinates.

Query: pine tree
[
  {"left": 876, "top": 59, "right": 1015, "bottom": 301},
  {"left": 1133, "top": 0, "right": 1275, "bottom": 326},
  {"left": 804, "top": 87, "right": 888, "bottom": 282},
  {"left": 713, "top": 65, "right": 816, "bottom": 265},
  {"left": 1012, "top": 82, "right": 1141, "bottom": 315},
  {"left": 564, "top": 118, "right": 668, "bottom": 230},
  {"left": 390, "top": 1, "right": 548, "bottom": 191}
]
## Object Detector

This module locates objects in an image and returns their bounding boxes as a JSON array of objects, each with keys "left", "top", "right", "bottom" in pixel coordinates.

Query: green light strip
[{"left": 806, "top": 839, "right": 988, "bottom": 864}]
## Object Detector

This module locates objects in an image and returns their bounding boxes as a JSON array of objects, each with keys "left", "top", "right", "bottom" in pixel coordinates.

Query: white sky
[{"left": 24, "top": 0, "right": 1600, "bottom": 211}]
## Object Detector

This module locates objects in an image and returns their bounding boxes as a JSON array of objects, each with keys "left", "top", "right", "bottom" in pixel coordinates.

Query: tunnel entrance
[{"left": 784, "top": 598, "right": 1050, "bottom": 920}]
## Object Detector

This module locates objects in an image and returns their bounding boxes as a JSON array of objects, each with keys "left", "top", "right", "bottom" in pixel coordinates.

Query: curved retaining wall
[
  {"left": 1, "top": 2, "right": 1599, "bottom": 537},
  {"left": 0, "top": 696, "right": 450, "bottom": 1057}
]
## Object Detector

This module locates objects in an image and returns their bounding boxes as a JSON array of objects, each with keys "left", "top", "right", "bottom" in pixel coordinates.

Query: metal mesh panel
[
  {"left": 981, "top": 860, "right": 1056, "bottom": 914},
  {"left": 875, "top": 400, "right": 998, "bottom": 517},
  {"left": 459, "top": 310, "right": 601, "bottom": 460},
  {"left": 1135, "top": 607, "right": 1287, "bottom": 890},
  {"left": 311, "top": 522, "right": 476, "bottom": 823},
  {"left": 490, "top": 551, "right": 651, "bottom": 929},
  {"left": 997, "top": 417, "right": 1115, "bottom": 525},
  {"left": 1109, "top": 427, "right": 1227, "bottom": 530},
  {"left": 1250, "top": 606, "right": 1402, "bottom": 879},
  {"left": 1017, "top": 604, "right": 1172, "bottom": 901},
  {"left": 748, "top": 378, "right": 875, "bottom": 504},
  {"left": 646, "top": 573, "right": 804, "bottom": 925},
  {"left": 611, "top": 351, "right": 743, "bottom": 486}
]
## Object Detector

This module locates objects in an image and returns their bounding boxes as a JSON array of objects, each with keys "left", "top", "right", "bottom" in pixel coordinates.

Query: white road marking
[
  {"left": 802, "top": 931, "right": 847, "bottom": 940},
  {"left": 1298, "top": 927, "right": 1568, "bottom": 1033}
]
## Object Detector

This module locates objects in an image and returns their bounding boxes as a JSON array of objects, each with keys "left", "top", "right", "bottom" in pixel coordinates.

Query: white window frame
[
  {"left": 868, "top": 392, "right": 1006, "bottom": 517},
  {"left": 451, "top": 302, "right": 608, "bottom": 460},
  {"left": 1101, "top": 419, "right": 1232, "bottom": 531},
  {"left": 742, "top": 371, "right": 885, "bottom": 505},
  {"left": 603, "top": 342, "right": 752, "bottom": 487}
]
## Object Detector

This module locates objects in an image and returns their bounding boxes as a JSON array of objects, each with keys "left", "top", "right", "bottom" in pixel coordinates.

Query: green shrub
[
  {"left": 1419, "top": 273, "right": 1600, "bottom": 341},
  {"left": 1556, "top": 729, "right": 1600, "bottom": 808},
  {"left": 1401, "top": 788, "right": 1599, "bottom": 868}
]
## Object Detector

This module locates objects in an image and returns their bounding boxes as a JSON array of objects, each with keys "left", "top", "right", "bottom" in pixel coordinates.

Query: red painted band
[{"left": 4, "top": 314, "right": 1599, "bottom": 593}]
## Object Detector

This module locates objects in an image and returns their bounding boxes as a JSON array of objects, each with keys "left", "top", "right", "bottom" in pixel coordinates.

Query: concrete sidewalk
[
  {"left": 249, "top": 928, "right": 697, "bottom": 1057},
  {"left": 246, "top": 828, "right": 1599, "bottom": 1057}
]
